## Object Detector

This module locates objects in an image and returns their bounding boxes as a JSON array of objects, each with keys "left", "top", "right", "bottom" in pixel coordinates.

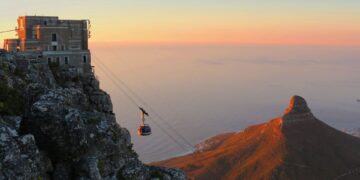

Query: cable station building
[{"left": 3, "top": 16, "right": 91, "bottom": 74}]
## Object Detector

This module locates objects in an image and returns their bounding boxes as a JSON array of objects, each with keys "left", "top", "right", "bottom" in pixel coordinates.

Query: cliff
[
  {"left": 154, "top": 96, "right": 360, "bottom": 180},
  {"left": 0, "top": 54, "right": 185, "bottom": 180}
]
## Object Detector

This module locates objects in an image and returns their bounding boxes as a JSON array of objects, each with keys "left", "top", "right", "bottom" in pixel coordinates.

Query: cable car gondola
[{"left": 137, "top": 107, "right": 152, "bottom": 136}]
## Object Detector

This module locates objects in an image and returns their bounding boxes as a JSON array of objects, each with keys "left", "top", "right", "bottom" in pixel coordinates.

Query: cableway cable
[
  {"left": 0, "top": 29, "right": 17, "bottom": 34},
  {"left": 92, "top": 55, "right": 223, "bottom": 177},
  {"left": 92, "top": 59, "right": 191, "bottom": 152},
  {"left": 92, "top": 54, "right": 195, "bottom": 150}
]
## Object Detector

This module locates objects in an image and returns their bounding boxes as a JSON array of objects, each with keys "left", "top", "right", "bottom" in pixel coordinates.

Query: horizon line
[{"left": 89, "top": 41, "right": 360, "bottom": 47}]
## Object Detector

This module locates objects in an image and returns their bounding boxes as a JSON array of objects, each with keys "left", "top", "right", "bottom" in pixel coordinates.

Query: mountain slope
[
  {"left": 154, "top": 96, "right": 360, "bottom": 180},
  {"left": 0, "top": 53, "right": 185, "bottom": 179}
]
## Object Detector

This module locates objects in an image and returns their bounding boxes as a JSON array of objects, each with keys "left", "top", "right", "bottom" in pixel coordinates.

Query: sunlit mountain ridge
[{"left": 154, "top": 96, "right": 360, "bottom": 180}]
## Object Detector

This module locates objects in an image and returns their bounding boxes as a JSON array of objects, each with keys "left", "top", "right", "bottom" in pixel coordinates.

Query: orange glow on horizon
[
  {"left": 89, "top": 20, "right": 360, "bottom": 46},
  {"left": 1, "top": 1, "right": 360, "bottom": 47}
]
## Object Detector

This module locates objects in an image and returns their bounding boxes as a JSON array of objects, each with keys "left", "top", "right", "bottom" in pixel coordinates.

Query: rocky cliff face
[
  {"left": 0, "top": 54, "right": 185, "bottom": 180},
  {"left": 154, "top": 95, "right": 360, "bottom": 180}
]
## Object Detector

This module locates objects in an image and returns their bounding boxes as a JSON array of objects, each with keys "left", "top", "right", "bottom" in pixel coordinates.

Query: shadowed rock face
[
  {"left": 282, "top": 95, "right": 315, "bottom": 124},
  {"left": 154, "top": 95, "right": 360, "bottom": 180},
  {"left": 284, "top": 95, "right": 311, "bottom": 115},
  {"left": 0, "top": 54, "right": 185, "bottom": 179}
]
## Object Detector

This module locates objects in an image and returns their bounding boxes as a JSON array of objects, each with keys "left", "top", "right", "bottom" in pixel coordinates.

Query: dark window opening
[
  {"left": 64, "top": 57, "right": 69, "bottom": 64},
  {"left": 83, "top": 56, "right": 87, "bottom": 63},
  {"left": 52, "top": 46, "right": 57, "bottom": 51},
  {"left": 44, "top": 21, "right": 47, "bottom": 25},
  {"left": 48, "top": 58, "right": 52, "bottom": 63},
  {"left": 56, "top": 57, "right": 60, "bottom": 63},
  {"left": 52, "top": 34, "right": 57, "bottom": 41}
]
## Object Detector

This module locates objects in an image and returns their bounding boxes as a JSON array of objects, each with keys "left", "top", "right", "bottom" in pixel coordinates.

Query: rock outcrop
[
  {"left": 154, "top": 95, "right": 360, "bottom": 180},
  {"left": 282, "top": 95, "right": 316, "bottom": 125},
  {"left": 0, "top": 54, "right": 185, "bottom": 179},
  {"left": 0, "top": 116, "right": 45, "bottom": 179}
]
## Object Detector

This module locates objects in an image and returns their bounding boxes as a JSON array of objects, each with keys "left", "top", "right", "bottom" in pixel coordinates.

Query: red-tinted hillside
[{"left": 153, "top": 96, "right": 360, "bottom": 180}]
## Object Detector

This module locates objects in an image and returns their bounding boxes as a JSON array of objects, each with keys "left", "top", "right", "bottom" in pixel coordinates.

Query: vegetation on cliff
[{"left": 0, "top": 82, "right": 24, "bottom": 115}]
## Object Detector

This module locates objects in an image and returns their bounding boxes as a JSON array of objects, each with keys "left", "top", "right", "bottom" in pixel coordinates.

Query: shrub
[
  {"left": 14, "top": 68, "right": 26, "bottom": 79},
  {"left": 116, "top": 170, "right": 126, "bottom": 180},
  {"left": 150, "top": 170, "right": 164, "bottom": 179},
  {"left": 87, "top": 116, "right": 101, "bottom": 124},
  {"left": 97, "top": 159, "right": 106, "bottom": 176},
  {"left": 0, "top": 82, "right": 25, "bottom": 115}
]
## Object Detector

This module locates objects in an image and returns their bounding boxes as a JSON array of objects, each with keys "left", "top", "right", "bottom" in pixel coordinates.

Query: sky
[{"left": 1, "top": 0, "right": 360, "bottom": 45}]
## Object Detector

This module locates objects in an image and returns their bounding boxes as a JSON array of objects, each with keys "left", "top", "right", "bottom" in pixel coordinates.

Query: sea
[{"left": 90, "top": 44, "right": 360, "bottom": 163}]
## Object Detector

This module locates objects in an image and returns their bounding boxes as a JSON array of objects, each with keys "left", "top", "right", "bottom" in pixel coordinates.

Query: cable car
[{"left": 138, "top": 107, "right": 152, "bottom": 136}]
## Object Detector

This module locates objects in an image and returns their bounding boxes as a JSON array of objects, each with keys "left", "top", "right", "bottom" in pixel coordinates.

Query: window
[
  {"left": 52, "top": 34, "right": 57, "bottom": 41},
  {"left": 64, "top": 57, "right": 69, "bottom": 64},
  {"left": 83, "top": 56, "right": 87, "bottom": 63},
  {"left": 52, "top": 46, "right": 57, "bottom": 51},
  {"left": 71, "top": 45, "right": 79, "bottom": 49},
  {"left": 48, "top": 57, "right": 52, "bottom": 63},
  {"left": 61, "top": 45, "right": 65, "bottom": 51},
  {"left": 44, "top": 21, "right": 47, "bottom": 26},
  {"left": 56, "top": 57, "right": 60, "bottom": 63}
]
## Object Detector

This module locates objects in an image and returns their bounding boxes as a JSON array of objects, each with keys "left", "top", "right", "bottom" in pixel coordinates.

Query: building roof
[{"left": 18, "top": 16, "right": 86, "bottom": 22}]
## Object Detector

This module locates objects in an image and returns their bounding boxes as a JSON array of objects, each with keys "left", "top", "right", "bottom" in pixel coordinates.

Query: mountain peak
[
  {"left": 282, "top": 95, "right": 313, "bottom": 123},
  {"left": 155, "top": 95, "right": 360, "bottom": 180},
  {"left": 284, "top": 95, "right": 310, "bottom": 115}
]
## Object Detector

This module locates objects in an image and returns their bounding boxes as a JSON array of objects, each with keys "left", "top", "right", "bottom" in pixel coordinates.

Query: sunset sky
[{"left": 1, "top": 0, "right": 360, "bottom": 45}]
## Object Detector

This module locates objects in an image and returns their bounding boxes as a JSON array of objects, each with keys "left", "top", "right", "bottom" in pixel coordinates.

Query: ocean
[{"left": 90, "top": 44, "right": 360, "bottom": 162}]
